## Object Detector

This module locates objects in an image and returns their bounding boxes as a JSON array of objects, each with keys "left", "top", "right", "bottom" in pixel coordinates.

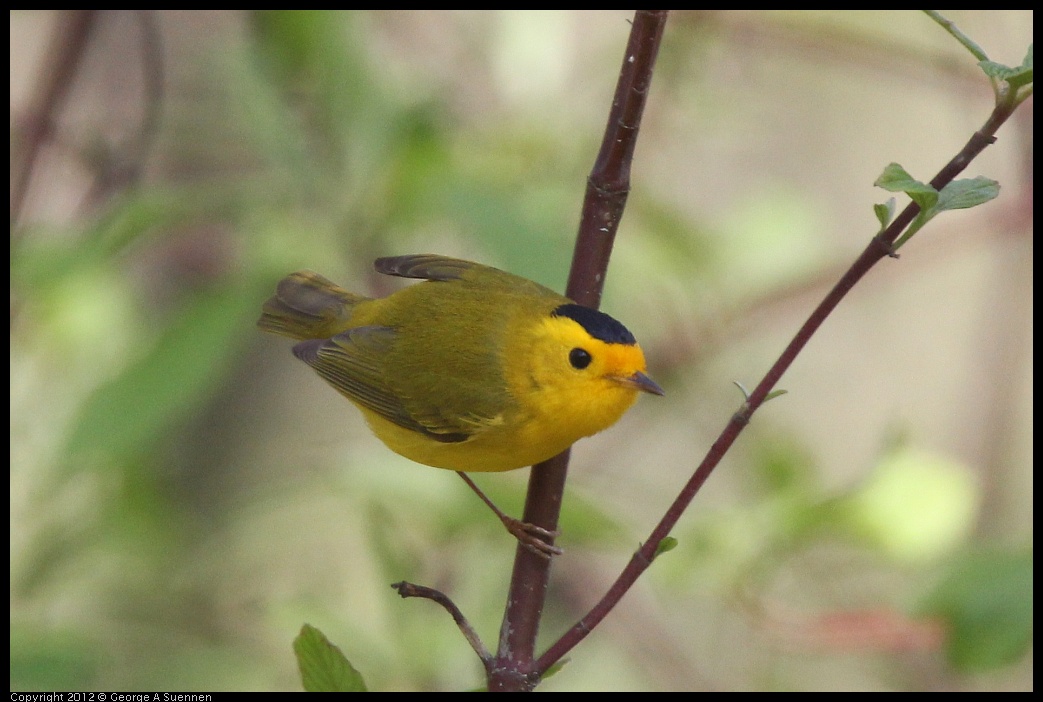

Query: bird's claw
[{"left": 502, "top": 516, "right": 562, "bottom": 558}]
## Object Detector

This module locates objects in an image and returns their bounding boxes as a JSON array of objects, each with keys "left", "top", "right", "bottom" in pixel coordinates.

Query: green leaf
[
  {"left": 1019, "top": 43, "right": 1034, "bottom": 76},
  {"left": 978, "top": 43, "right": 1032, "bottom": 89},
  {"left": 918, "top": 549, "right": 1033, "bottom": 672},
  {"left": 873, "top": 163, "right": 938, "bottom": 212},
  {"left": 877, "top": 168, "right": 1000, "bottom": 252},
  {"left": 979, "top": 60, "right": 1033, "bottom": 89},
  {"left": 935, "top": 177, "right": 1000, "bottom": 213},
  {"left": 979, "top": 60, "right": 1016, "bottom": 80},
  {"left": 841, "top": 448, "right": 978, "bottom": 563},
  {"left": 293, "top": 624, "right": 368, "bottom": 692},
  {"left": 654, "top": 536, "right": 679, "bottom": 558},
  {"left": 874, "top": 198, "right": 896, "bottom": 231},
  {"left": 542, "top": 657, "right": 570, "bottom": 680}
]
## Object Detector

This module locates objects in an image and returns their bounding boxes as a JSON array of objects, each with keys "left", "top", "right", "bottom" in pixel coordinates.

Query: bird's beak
[{"left": 614, "top": 370, "right": 665, "bottom": 396}]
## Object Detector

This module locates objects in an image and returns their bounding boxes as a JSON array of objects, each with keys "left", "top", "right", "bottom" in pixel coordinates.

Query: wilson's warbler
[{"left": 258, "top": 254, "right": 663, "bottom": 474}]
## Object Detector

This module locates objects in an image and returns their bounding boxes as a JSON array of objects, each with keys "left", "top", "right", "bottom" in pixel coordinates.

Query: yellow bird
[{"left": 258, "top": 254, "right": 663, "bottom": 551}]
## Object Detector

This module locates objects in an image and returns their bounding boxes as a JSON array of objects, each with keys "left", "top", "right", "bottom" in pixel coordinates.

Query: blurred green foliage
[{"left": 919, "top": 548, "right": 1033, "bottom": 672}]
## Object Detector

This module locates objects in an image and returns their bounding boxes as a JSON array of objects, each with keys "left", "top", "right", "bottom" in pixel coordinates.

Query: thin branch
[
  {"left": 11, "top": 10, "right": 99, "bottom": 225},
  {"left": 535, "top": 87, "right": 1024, "bottom": 676},
  {"left": 11, "top": 11, "right": 165, "bottom": 225},
  {"left": 488, "top": 10, "right": 669, "bottom": 693},
  {"left": 82, "top": 10, "right": 165, "bottom": 206},
  {"left": 391, "top": 581, "right": 493, "bottom": 673},
  {"left": 922, "top": 10, "right": 990, "bottom": 63}
]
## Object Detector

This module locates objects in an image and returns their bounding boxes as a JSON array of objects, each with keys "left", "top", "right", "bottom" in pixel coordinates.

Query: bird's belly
[{"left": 359, "top": 408, "right": 580, "bottom": 472}]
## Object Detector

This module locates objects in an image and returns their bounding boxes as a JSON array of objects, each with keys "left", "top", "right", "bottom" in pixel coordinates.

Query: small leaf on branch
[
  {"left": 542, "top": 657, "right": 570, "bottom": 679},
  {"left": 935, "top": 177, "right": 1000, "bottom": 212},
  {"left": 978, "top": 43, "right": 1033, "bottom": 88},
  {"left": 980, "top": 62, "right": 1034, "bottom": 88},
  {"left": 874, "top": 198, "right": 897, "bottom": 231},
  {"left": 654, "top": 536, "right": 679, "bottom": 558},
  {"left": 874, "top": 163, "right": 939, "bottom": 212}
]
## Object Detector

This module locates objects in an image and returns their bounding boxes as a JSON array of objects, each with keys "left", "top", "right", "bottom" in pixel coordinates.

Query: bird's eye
[{"left": 569, "top": 348, "right": 592, "bottom": 369}]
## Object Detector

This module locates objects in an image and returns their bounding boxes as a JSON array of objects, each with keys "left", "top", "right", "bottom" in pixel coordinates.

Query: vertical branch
[
  {"left": 11, "top": 11, "right": 164, "bottom": 224},
  {"left": 566, "top": 11, "right": 668, "bottom": 307},
  {"left": 83, "top": 10, "right": 165, "bottom": 206},
  {"left": 11, "top": 10, "right": 99, "bottom": 225},
  {"left": 488, "top": 10, "right": 669, "bottom": 693}
]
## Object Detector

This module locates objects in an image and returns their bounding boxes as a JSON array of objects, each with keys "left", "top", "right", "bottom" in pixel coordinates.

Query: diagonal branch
[
  {"left": 535, "top": 88, "right": 1025, "bottom": 676},
  {"left": 392, "top": 581, "right": 493, "bottom": 673}
]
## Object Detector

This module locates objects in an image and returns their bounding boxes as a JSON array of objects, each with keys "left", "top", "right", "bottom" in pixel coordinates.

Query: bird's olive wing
[
  {"left": 373, "top": 254, "right": 559, "bottom": 299},
  {"left": 374, "top": 254, "right": 476, "bottom": 282},
  {"left": 293, "top": 326, "right": 469, "bottom": 443}
]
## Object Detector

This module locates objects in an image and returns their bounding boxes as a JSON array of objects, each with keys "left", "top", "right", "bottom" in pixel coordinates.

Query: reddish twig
[
  {"left": 535, "top": 92, "right": 1021, "bottom": 677},
  {"left": 392, "top": 581, "right": 492, "bottom": 672}
]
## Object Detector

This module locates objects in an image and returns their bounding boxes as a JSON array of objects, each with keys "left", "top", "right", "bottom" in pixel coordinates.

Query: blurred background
[{"left": 10, "top": 10, "right": 1032, "bottom": 692}]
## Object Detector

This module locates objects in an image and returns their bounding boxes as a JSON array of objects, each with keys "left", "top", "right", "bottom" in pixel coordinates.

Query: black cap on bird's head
[
  {"left": 551, "top": 303, "right": 664, "bottom": 397},
  {"left": 551, "top": 303, "right": 636, "bottom": 346}
]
